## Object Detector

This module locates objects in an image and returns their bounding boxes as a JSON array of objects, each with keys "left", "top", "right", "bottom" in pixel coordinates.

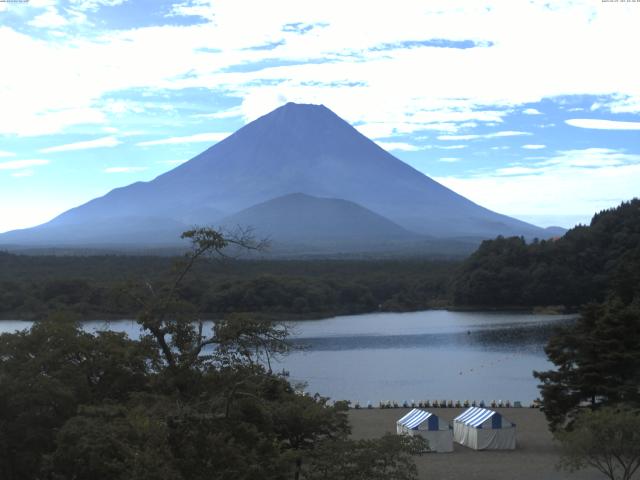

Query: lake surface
[{"left": 0, "top": 310, "right": 575, "bottom": 404}]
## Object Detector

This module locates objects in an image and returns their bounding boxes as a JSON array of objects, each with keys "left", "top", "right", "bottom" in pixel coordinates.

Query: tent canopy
[
  {"left": 397, "top": 409, "right": 440, "bottom": 431},
  {"left": 397, "top": 409, "right": 453, "bottom": 452},
  {"left": 453, "top": 407, "right": 516, "bottom": 450},
  {"left": 454, "top": 407, "right": 513, "bottom": 429}
]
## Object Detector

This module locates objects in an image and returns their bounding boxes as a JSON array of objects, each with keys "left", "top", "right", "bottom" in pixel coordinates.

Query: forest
[
  {"left": 0, "top": 254, "right": 455, "bottom": 320},
  {"left": 452, "top": 199, "right": 640, "bottom": 309}
]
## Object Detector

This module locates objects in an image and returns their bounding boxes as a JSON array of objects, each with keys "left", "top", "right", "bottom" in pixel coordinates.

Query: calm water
[{"left": 0, "top": 310, "right": 574, "bottom": 404}]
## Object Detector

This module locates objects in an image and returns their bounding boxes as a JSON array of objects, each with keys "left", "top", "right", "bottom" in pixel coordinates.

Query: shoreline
[{"left": 0, "top": 305, "right": 575, "bottom": 322}]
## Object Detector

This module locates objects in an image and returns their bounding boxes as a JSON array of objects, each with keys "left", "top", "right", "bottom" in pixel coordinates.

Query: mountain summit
[{"left": 0, "top": 102, "right": 553, "bottom": 250}]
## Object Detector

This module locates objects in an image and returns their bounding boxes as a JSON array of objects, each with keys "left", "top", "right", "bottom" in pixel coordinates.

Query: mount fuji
[{"left": 0, "top": 102, "right": 558, "bottom": 253}]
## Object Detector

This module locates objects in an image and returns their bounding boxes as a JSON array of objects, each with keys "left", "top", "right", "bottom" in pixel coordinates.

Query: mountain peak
[
  {"left": 280, "top": 101, "right": 327, "bottom": 111},
  {"left": 260, "top": 101, "right": 336, "bottom": 128},
  {"left": 0, "top": 102, "right": 551, "bottom": 249}
]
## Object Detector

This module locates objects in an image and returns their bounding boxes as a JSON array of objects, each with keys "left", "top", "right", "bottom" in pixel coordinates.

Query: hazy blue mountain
[
  {"left": 219, "top": 193, "right": 416, "bottom": 244},
  {"left": 543, "top": 226, "right": 568, "bottom": 237},
  {"left": 0, "top": 102, "right": 554, "bottom": 249},
  {"left": 0, "top": 216, "right": 189, "bottom": 247}
]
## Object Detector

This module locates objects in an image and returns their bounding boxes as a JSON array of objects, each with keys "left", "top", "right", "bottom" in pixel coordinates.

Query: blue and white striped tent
[
  {"left": 396, "top": 409, "right": 453, "bottom": 452},
  {"left": 453, "top": 407, "right": 516, "bottom": 450}
]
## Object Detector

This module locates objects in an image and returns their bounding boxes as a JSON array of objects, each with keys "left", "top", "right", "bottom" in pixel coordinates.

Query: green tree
[
  {"left": 534, "top": 298, "right": 640, "bottom": 430},
  {"left": 302, "top": 434, "right": 426, "bottom": 480},
  {"left": 0, "top": 316, "right": 153, "bottom": 480},
  {"left": 556, "top": 406, "right": 640, "bottom": 480},
  {"left": 0, "top": 228, "right": 426, "bottom": 480}
]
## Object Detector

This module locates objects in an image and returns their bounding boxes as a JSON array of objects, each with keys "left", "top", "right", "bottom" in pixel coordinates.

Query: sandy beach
[{"left": 349, "top": 408, "right": 603, "bottom": 480}]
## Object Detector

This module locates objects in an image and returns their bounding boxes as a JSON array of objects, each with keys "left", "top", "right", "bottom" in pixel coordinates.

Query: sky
[{"left": 1, "top": 0, "right": 639, "bottom": 233}]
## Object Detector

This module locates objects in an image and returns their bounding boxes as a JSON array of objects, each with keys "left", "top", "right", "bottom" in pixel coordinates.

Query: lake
[{"left": 0, "top": 310, "right": 574, "bottom": 404}]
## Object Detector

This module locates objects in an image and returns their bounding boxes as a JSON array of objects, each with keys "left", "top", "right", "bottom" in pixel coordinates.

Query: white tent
[
  {"left": 453, "top": 407, "right": 516, "bottom": 450},
  {"left": 396, "top": 409, "right": 453, "bottom": 453}
]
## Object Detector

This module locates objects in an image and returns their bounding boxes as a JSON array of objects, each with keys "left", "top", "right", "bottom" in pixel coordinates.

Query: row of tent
[{"left": 396, "top": 407, "right": 516, "bottom": 452}]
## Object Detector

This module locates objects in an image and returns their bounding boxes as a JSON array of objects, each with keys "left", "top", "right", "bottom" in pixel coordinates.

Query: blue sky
[{"left": 1, "top": 0, "right": 639, "bottom": 233}]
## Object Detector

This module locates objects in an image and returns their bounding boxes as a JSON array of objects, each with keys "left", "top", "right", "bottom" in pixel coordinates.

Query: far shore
[
  {"left": 0, "top": 305, "right": 577, "bottom": 322},
  {"left": 349, "top": 407, "right": 600, "bottom": 480}
]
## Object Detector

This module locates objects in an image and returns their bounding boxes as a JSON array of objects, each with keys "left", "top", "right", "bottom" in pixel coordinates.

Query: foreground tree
[
  {"left": 0, "top": 317, "right": 154, "bottom": 480},
  {"left": 534, "top": 296, "right": 640, "bottom": 430},
  {"left": 556, "top": 406, "right": 640, "bottom": 480},
  {"left": 1, "top": 228, "right": 423, "bottom": 480},
  {"left": 302, "top": 434, "right": 427, "bottom": 480}
]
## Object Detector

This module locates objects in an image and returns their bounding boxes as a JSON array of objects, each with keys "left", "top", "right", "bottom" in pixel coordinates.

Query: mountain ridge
[{"left": 0, "top": 102, "right": 558, "bottom": 252}]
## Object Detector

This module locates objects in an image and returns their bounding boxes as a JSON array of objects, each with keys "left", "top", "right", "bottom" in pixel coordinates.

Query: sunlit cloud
[
  {"left": 70, "top": 0, "right": 128, "bottom": 11},
  {"left": 522, "top": 144, "right": 546, "bottom": 149},
  {"left": 28, "top": 6, "right": 69, "bottom": 29},
  {"left": 439, "top": 157, "right": 461, "bottom": 163},
  {"left": 375, "top": 141, "right": 426, "bottom": 152},
  {"left": 39, "top": 136, "right": 121, "bottom": 153},
  {"left": 0, "top": 151, "right": 15, "bottom": 158},
  {"left": 436, "top": 148, "right": 640, "bottom": 224},
  {"left": 436, "top": 144, "right": 467, "bottom": 150},
  {"left": 437, "top": 131, "right": 531, "bottom": 141},
  {"left": 565, "top": 118, "right": 640, "bottom": 130},
  {"left": 522, "top": 108, "right": 542, "bottom": 115},
  {"left": 194, "top": 107, "right": 244, "bottom": 119},
  {"left": 136, "top": 132, "right": 231, "bottom": 147}
]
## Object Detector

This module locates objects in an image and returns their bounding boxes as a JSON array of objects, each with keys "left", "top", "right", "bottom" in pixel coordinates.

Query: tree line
[
  {"left": 0, "top": 254, "right": 454, "bottom": 320},
  {"left": 452, "top": 199, "right": 640, "bottom": 308}
]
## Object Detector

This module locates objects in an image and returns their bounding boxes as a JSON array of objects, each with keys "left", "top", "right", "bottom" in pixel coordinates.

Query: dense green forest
[
  {"left": 452, "top": 199, "right": 640, "bottom": 308},
  {"left": 0, "top": 253, "right": 455, "bottom": 320}
]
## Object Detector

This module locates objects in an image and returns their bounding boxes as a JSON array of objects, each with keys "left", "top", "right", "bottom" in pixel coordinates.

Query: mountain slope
[
  {"left": 0, "top": 102, "right": 551, "bottom": 248},
  {"left": 219, "top": 193, "right": 417, "bottom": 245}
]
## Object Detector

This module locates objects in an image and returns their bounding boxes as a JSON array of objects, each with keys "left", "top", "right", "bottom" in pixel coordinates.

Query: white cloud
[
  {"left": 522, "top": 108, "right": 542, "bottom": 115},
  {"left": 565, "top": 118, "right": 640, "bottom": 130},
  {"left": 69, "top": 0, "right": 127, "bottom": 11},
  {"left": 2, "top": 0, "right": 638, "bottom": 138},
  {"left": 495, "top": 166, "right": 541, "bottom": 176},
  {"left": 28, "top": 7, "right": 69, "bottom": 28},
  {"left": 437, "top": 144, "right": 467, "bottom": 150},
  {"left": 375, "top": 141, "right": 426, "bottom": 152},
  {"left": 522, "top": 144, "right": 546, "bottom": 149},
  {"left": 136, "top": 132, "right": 231, "bottom": 147},
  {"left": 104, "top": 166, "right": 147, "bottom": 173},
  {"left": 39, "top": 136, "right": 121, "bottom": 153},
  {"left": 435, "top": 148, "right": 640, "bottom": 225},
  {"left": 195, "top": 107, "right": 244, "bottom": 119},
  {"left": 439, "top": 157, "right": 461, "bottom": 163},
  {"left": 0, "top": 159, "right": 49, "bottom": 170},
  {"left": 437, "top": 131, "right": 531, "bottom": 141},
  {"left": 0, "top": 151, "right": 15, "bottom": 158}
]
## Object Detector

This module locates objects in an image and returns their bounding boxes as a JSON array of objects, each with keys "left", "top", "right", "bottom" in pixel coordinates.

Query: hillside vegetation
[
  {"left": 0, "top": 255, "right": 454, "bottom": 320},
  {"left": 452, "top": 199, "right": 640, "bottom": 308}
]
